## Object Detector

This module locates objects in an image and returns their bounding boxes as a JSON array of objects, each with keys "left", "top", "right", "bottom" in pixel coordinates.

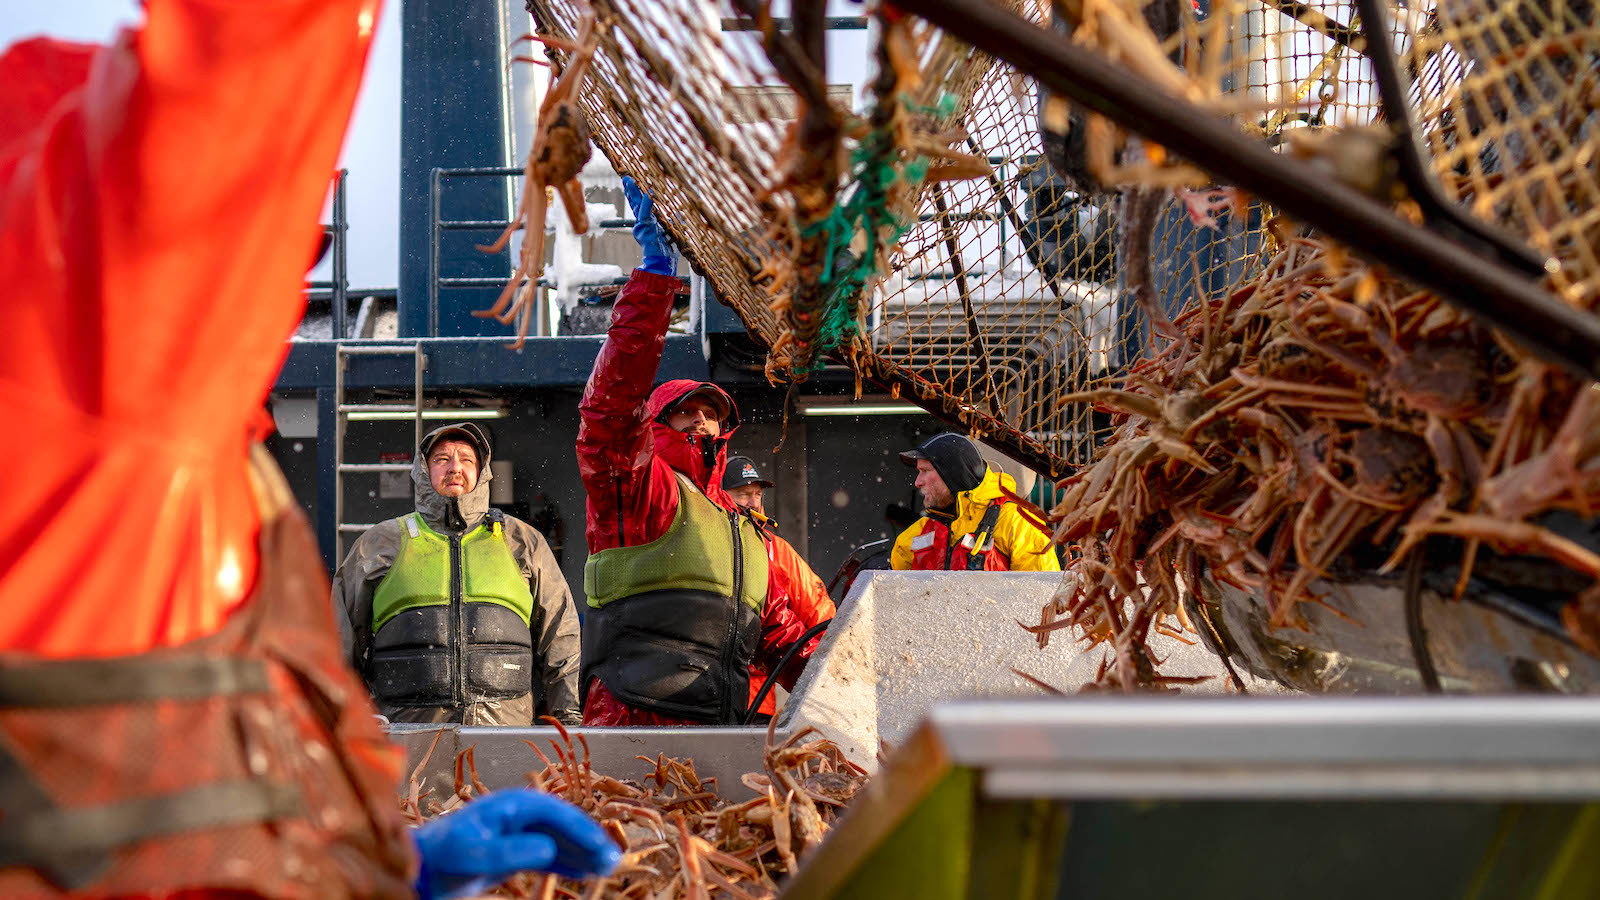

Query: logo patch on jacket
[{"left": 910, "top": 532, "right": 936, "bottom": 551}]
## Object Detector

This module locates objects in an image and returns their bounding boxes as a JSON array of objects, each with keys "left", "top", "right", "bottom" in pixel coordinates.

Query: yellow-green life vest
[
  {"left": 581, "top": 472, "right": 770, "bottom": 723},
  {"left": 372, "top": 513, "right": 534, "bottom": 633},
  {"left": 584, "top": 473, "right": 768, "bottom": 612}
]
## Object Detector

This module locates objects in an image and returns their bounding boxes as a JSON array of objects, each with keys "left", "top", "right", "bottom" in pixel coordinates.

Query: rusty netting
[
  {"left": 877, "top": 0, "right": 1295, "bottom": 476},
  {"left": 997, "top": 0, "right": 1600, "bottom": 686},
  {"left": 515, "top": 0, "right": 1596, "bottom": 486},
  {"left": 523, "top": 0, "right": 1063, "bottom": 467},
  {"left": 523, "top": 0, "right": 996, "bottom": 360},
  {"left": 1407, "top": 0, "right": 1600, "bottom": 305},
  {"left": 874, "top": 0, "right": 1599, "bottom": 482}
]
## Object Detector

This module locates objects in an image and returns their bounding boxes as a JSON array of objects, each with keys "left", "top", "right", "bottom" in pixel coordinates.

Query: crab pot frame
[{"left": 517, "top": 0, "right": 1600, "bottom": 489}]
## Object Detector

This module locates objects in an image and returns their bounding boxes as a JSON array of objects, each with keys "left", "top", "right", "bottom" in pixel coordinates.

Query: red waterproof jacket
[
  {"left": 0, "top": 0, "right": 381, "bottom": 656},
  {"left": 577, "top": 272, "right": 821, "bottom": 725},
  {"left": 750, "top": 525, "right": 836, "bottom": 716},
  {"left": 0, "top": 4, "right": 418, "bottom": 896}
]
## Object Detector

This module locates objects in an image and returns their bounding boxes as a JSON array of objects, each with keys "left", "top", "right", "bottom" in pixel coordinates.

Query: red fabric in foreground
[
  {"left": 0, "top": 0, "right": 381, "bottom": 656},
  {"left": 0, "top": 491, "right": 416, "bottom": 897}
]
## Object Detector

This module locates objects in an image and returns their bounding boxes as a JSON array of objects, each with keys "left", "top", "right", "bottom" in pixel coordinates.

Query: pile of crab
[
  {"left": 1029, "top": 219, "right": 1600, "bottom": 689},
  {"left": 401, "top": 719, "right": 869, "bottom": 899}
]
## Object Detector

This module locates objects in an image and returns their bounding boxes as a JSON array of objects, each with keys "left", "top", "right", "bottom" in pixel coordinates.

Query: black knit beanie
[{"left": 898, "top": 433, "right": 988, "bottom": 495}]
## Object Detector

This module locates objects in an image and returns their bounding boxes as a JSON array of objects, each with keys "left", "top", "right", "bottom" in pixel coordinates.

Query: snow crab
[
  {"left": 404, "top": 716, "right": 869, "bottom": 898},
  {"left": 477, "top": 10, "right": 601, "bottom": 349}
]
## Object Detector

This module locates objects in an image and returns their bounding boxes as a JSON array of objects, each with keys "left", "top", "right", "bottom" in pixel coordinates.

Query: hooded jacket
[
  {"left": 890, "top": 467, "right": 1062, "bottom": 572},
  {"left": 332, "top": 423, "right": 582, "bottom": 725},
  {"left": 903, "top": 432, "right": 990, "bottom": 497},
  {"left": 576, "top": 270, "right": 821, "bottom": 726}
]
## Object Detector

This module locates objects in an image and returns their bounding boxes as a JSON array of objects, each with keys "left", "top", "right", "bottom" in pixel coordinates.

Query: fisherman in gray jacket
[{"left": 333, "top": 422, "right": 582, "bottom": 725}]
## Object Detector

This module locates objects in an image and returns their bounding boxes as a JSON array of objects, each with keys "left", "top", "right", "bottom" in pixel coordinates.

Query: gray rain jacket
[{"left": 332, "top": 425, "right": 582, "bottom": 725}]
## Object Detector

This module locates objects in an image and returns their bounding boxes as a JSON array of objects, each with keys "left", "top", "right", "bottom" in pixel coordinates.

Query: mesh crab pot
[
  {"left": 515, "top": 0, "right": 1600, "bottom": 681},
  {"left": 517, "top": 0, "right": 1597, "bottom": 478}
]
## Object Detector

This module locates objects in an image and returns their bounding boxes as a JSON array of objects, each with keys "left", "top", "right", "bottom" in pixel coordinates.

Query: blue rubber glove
[
  {"left": 412, "top": 790, "right": 620, "bottom": 900},
  {"left": 621, "top": 175, "right": 674, "bottom": 275}
]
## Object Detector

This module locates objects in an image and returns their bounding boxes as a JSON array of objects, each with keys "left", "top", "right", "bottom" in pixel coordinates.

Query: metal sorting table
[
  {"left": 389, "top": 723, "right": 776, "bottom": 804},
  {"left": 782, "top": 696, "right": 1600, "bottom": 900}
]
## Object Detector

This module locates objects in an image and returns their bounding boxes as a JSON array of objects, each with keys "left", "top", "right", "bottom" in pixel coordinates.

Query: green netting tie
[
  {"left": 799, "top": 204, "right": 855, "bottom": 278},
  {"left": 795, "top": 93, "right": 957, "bottom": 372},
  {"left": 900, "top": 92, "right": 960, "bottom": 118}
]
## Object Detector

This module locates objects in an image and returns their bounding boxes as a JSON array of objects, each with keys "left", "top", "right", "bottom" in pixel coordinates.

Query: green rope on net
[
  {"left": 799, "top": 93, "right": 955, "bottom": 372},
  {"left": 799, "top": 203, "right": 855, "bottom": 279},
  {"left": 900, "top": 93, "right": 960, "bottom": 119}
]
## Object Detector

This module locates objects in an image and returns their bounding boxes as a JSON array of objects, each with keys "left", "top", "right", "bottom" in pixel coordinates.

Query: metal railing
[
  {"left": 427, "top": 166, "right": 639, "bottom": 337},
  {"left": 307, "top": 169, "right": 350, "bottom": 337},
  {"left": 333, "top": 342, "right": 427, "bottom": 561},
  {"left": 422, "top": 154, "right": 1020, "bottom": 340},
  {"left": 427, "top": 165, "right": 520, "bottom": 336}
]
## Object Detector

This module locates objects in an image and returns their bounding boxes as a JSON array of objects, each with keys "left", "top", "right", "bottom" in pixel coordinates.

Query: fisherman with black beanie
[{"left": 890, "top": 433, "right": 1061, "bottom": 572}]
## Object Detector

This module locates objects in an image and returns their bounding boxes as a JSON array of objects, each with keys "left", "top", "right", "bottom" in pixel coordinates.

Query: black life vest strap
[
  {"left": 0, "top": 655, "right": 270, "bottom": 709},
  {"left": 964, "top": 500, "right": 1009, "bottom": 571},
  {"left": 0, "top": 654, "right": 297, "bottom": 891}
]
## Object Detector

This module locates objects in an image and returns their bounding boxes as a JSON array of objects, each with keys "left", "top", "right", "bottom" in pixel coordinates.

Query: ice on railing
[
  {"left": 583, "top": 200, "right": 620, "bottom": 226},
  {"left": 585, "top": 168, "right": 625, "bottom": 192},
  {"left": 532, "top": 198, "right": 621, "bottom": 233},
  {"left": 565, "top": 262, "right": 625, "bottom": 287},
  {"left": 548, "top": 224, "right": 626, "bottom": 312},
  {"left": 554, "top": 197, "right": 624, "bottom": 311}
]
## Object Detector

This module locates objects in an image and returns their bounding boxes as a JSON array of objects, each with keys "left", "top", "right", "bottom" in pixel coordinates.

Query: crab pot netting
[
  {"left": 524, "top": 0, "right": 995, "bottom": 342},
  {"left": 521, "top": 0, "right": 791, "bottom": 347},
  {"left": 522, "top": 0, "right": 1599, "bottom": 479}
]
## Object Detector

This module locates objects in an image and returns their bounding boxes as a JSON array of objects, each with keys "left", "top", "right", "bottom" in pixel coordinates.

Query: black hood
[{"left": 899, "top": 432, "right": 988, "bottom": 495}]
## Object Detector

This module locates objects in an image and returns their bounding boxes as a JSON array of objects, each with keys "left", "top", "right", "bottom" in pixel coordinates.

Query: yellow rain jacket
[{"left": 891, "top": 468, "right": 1061, "bottom": 572}]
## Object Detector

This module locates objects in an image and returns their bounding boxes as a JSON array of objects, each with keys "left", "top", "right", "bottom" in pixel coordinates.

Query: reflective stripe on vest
[
  {"left": 584, "top": 473, "right": 768, "bottom": 612},
  {"left": 908, "top": 501, "right": 1014, "bottom": 571},
  {"left": 371, "top": 513, "right": 534, "bottom": 633}
]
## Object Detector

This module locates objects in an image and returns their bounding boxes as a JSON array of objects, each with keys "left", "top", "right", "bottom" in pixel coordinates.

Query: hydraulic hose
[
  {"left": 1404, "top": 547, "right": 1443, "bottom": 693},
  {"left": 741, "top": 619, "right": 833, "bottom": 726}
]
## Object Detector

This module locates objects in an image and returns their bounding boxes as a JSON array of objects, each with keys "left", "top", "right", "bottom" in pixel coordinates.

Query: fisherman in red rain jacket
[
  {"left": 721, "top": 456, "right": 835, "bottom": 720},
  {"left": 577, "top": 178, "right": 820, "bottom": 726}
]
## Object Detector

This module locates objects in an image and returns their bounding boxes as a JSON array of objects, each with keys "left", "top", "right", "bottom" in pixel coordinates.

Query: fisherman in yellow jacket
[{"left": 890, "top": 433, "right": 1061, "bottom": 572}]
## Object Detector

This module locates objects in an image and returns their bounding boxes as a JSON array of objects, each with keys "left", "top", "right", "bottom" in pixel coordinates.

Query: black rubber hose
[
  {"left": 1404, "top": 547, "right": 1444, "bottom": 693},
  {"left": 742, "top": 619, "right": 833, "bottom": 726}
]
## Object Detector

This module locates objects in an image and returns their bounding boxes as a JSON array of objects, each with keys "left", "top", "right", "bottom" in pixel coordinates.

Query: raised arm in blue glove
[
  {"left": 621, "top": 175, "right": 674, "bottom": 275},
  {"left": 412, "top": 789, "right": 620, "bottom": 900}
]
